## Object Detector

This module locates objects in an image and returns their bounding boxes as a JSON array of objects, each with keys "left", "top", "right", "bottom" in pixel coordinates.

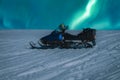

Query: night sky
[{"left": 0, "top": 0, "right": 120, "bottom": 30}]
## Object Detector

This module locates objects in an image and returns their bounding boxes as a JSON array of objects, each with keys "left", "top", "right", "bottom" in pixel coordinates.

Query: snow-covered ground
[{"left": 0, "top": 30, "right": 120, "bottom": 80}]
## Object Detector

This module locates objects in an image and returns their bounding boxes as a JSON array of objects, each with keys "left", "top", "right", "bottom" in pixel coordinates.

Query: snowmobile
[{"left": 29, "top": 26, "right": 96, "bottom": 49}]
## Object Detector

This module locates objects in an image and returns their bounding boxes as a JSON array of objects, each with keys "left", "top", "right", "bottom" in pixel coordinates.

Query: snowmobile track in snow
[{"left": 0, "top": 30, "right": 120, "bottom": 80}]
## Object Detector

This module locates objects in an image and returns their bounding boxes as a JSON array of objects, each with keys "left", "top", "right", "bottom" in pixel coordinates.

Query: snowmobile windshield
[
  {"left": 45, "top": 31, "right": 63, "bottom": 41},
  {"left": 51, "top": 30, "right": 59, "bottom": 34}
]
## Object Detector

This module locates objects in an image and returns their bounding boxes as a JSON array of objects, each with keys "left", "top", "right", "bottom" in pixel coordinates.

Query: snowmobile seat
[{"left": 77, "top": 28, "right": 96, "bottom": 46}]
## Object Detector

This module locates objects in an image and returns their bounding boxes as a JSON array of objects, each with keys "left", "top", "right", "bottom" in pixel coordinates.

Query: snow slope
[{"left": 0, "top": 30, "right": 120, "bottom": 80}]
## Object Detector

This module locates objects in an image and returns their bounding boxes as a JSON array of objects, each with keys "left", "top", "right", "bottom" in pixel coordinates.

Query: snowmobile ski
[{"left": 29, "top": 41, "right": 55, "bottom": 49}]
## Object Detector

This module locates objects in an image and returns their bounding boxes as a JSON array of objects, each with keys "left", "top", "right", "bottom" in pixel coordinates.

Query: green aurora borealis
[
  {"left": 69, "top": 0, "right": 97, "bottom": 30},
  {"left": 0, "top": 0, "right": 120, "bottom": 30}
]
